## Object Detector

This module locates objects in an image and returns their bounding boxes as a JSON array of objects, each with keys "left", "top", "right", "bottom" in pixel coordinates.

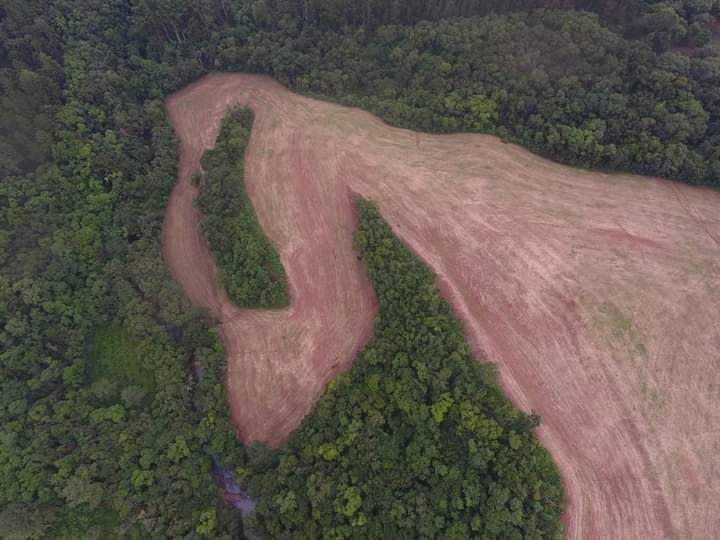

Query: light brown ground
[{"left": 162, "top": 73, "right": 720, "bottom": 539}]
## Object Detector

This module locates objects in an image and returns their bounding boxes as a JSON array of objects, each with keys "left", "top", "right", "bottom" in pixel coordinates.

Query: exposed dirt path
[{"left": 163, "top": 73, "right": 720, "bottom": 540}]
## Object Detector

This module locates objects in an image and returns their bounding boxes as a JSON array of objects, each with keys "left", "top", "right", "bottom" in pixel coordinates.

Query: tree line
[
  {"left": 4, "top": 1, "right": 718, "bottom": 185},
  {"left": 197, "top": 107, "right": 288, "bottom": 309},
  {"left": 220, "top": 8, "right": 720, "bottom": 183}
]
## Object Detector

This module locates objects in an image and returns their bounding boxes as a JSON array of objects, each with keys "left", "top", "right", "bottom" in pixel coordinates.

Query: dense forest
[
  {"left": 197, "top": 108, "right": 288, "bottom": 308},
  {"left": 3, "top": 1, "right": 720, "bottom": 184},
  {"left": 1, "top": 0, "right": 718, "bottom": 537},
  {"left": 278, "top": 12, "right": 720, "bottom": 181},
  {"left": 258, "top": 0, "right": 719, "bottom": 48}
]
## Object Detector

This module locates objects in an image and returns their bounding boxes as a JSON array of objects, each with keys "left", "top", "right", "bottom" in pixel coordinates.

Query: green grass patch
[
  {"left": 89, "top": 323, "right": 155, "bottom": 394},
  {"left": 197, "top": 107, "right": 288, "bottom": 309}
]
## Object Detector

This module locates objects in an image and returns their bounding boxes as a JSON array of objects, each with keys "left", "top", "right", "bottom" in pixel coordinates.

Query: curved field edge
[
  {"left": 220, "top": 200, "right": 564, "bottom": 539},
  {"left": 163, "top": 73, "right": 720, "bottom": 540},
  {"left": 171, "top": 99, "right": 563, "bottom": 536},
  {"left": 196, "top": 108, "right": 288, "bottom": 309},
  {"left": 270, "top": 11, "right": 720, "bottom": 187}
]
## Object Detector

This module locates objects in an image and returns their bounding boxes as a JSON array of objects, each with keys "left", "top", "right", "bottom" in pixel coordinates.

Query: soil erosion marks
[{"left": 163, "top": 73, "right": 720, "bottom": 540}]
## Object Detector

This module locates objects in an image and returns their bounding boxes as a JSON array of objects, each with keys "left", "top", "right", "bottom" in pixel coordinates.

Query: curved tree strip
[{"left": 163, "top": 73, "right": 720, "bottom": 540}]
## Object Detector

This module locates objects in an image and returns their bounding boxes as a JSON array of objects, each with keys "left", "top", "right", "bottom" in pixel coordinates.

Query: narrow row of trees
[{"left": 197, "top": 107, "right": 288, "bottom": 309}]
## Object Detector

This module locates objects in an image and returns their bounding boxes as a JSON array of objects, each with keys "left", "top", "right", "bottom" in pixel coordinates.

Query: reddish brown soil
[{"left": 163, "top": 73, "right": 720, "bottom": 539}]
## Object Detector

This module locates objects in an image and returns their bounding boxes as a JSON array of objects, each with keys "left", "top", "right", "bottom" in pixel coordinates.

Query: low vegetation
[{"left": 197, "top": 108, "right": 288, "bottom": 309}]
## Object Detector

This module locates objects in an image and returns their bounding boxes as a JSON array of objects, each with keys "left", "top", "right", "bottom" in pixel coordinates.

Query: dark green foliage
[
  {"left": 221, "top": 0, "right": 719, "bottom": 56},
  {"left": 0, "top": 0, "right": 63, "bottom": 176},
  {"left": 234, "top": 201, "right": 563, "bottom": 539},
  {"left": 258, "top": 0, "right": 647, "bottom": 31},
  {"left": 197, "top": 108, "right": 288, "bottom": 309},
  {"left": 0, "top": 3, "right": 242, "bottom": 534},
  {"left": 248, "top": 11, "right": 720, "bottom": 184},
  {"left": 113, "top": 1, "right": 720, "bottom": 184}
]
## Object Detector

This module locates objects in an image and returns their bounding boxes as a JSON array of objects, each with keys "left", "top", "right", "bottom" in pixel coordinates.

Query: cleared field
[{"left": 163, "top": 73, "right": 720, "bottom": 539}]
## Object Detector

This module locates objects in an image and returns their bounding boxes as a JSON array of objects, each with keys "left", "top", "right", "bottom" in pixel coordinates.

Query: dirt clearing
[{"left": 163, "top": 73, "right": 720, "bottom": 539}]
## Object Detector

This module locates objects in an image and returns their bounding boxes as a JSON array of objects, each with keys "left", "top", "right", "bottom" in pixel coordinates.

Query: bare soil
[{"left": 163, "top": 73, "right": 720, "bottom": 540}]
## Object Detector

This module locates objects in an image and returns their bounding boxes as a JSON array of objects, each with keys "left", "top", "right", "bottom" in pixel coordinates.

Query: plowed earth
[{"left": 163, "top": 73, "right": 720, "bottom": 539}]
